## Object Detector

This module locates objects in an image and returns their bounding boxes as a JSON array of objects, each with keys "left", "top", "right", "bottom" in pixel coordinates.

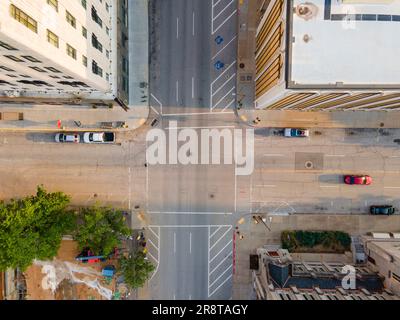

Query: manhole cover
[{"left": 305, "top": 161, "right": 313, "bottom": 169}]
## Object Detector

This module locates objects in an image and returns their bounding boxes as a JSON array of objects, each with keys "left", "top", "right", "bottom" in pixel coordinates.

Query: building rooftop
[{"left": 289, "top": 0, "right": 400, "bottom": 88}]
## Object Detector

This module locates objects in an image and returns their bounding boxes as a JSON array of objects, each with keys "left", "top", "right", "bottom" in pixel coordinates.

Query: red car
[{"left": 344, "top": 175, "right": 372, "bottom": 185}]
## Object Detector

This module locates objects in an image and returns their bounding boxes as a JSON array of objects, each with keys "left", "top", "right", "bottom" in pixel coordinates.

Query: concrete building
[
  {"left": 255, "top": 0, "right": 400, "bottom": 111},
  {"left": 252, "top": 247, "right": 398, "bottom": 300},
  {"left": 0, "top": 0, "right": 128, "bottom": 107},
  {"left": 362, "top": 233, "right": 400, "bottom": 297}
]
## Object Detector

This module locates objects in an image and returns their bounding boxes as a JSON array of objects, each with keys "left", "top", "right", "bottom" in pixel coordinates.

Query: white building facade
[{"left": 0, "top": 0, "right": 121, "bottom": 102}]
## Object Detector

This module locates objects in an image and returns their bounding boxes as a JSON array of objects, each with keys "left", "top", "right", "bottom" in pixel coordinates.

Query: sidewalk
[
  {"left": 0, "top": 104, "right": 148, "bottom": 132},
  {"left": 235, "top": 0, "right": 400, "bottom": 129}
]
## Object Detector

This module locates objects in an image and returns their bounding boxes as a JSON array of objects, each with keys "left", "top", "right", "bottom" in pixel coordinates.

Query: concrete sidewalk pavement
[{"left": 0, "top": 104, "right": 148, "bottom": 132}]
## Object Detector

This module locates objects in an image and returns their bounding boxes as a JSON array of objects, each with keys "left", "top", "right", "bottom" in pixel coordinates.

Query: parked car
[
  {"left": 83, "top": 132, "right": 115, "bottom": 143},
  {"left": 370, "top": 205, "right": 395, "bottom": 215},
  {"left": 55, "top": 133, "right": 80, "bottom": 143},
  {"left": 284, "top": 128, "right": 309, "bottom": 137},
  {"left": 344, "top": 175, "right": 372, "bottom": 185}
]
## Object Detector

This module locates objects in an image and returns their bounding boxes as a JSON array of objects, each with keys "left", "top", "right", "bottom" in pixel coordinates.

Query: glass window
[
  {"left": 47, "top": 0, "right": 58, "bottom": 12},
  {"left": 0, "top": 41, "right": 18, "bottom": 51},
  {"left": 29, "top": 66, "right": 47, "bottom": 73},
  {"left": 82, "top": 55, "right": 88, "bottom": 67},
  {"left": 10, "top": 5, "right": 38, "bottom": 33},
  {"left": 4, "top": 55, "right": 23, "bottom": 62},
  {"left": 81, "top": 0, "right": 87, "bottom": 9},
  {"left": 82, "top": 26, "right": 87, "bottom": 38},
  {"left": 66, "top": 11, "right": 76, "bottom": 28},
  {"left": 47, "top": 29, "right": 59, "bottom": 48},
  {"left": 45, "top": 67, "right": 61, "bottom": 73},
  {"left": 0, "top": 66, "right": 15, "bottom": 72},
  {"left": 66, "top": 44, "right": 77, "bottom": 60},
  {"left": 22, "top": 55, "right": 42, "bottom": 63}
]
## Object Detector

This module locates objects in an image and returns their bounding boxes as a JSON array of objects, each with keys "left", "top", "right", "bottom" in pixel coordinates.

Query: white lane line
[
  {"left": 220, "top": 99, "right": 235, "bottom": 112},
  {"left": 148, "top": 226, "right": 160, "bottom": 282},
  {"left": 176, "top": 81, "right": 179, "bottom": 102},
  {"left": 149, "top": 224, "right": 233, "bottom": 228},
  {"left": 212, "top": 36, "right": 237, "bottom": 60},
  {"left": 213, "top": 0, "right": 223, "bottom": 7},
  {"left": 212, "top": 86, "right": 235, "bottom": 110},
  {"left": 211, "top": 60, "right": 236, "bottom": 86},
  {"left": 151, "top": 93, "right": 163, "bottom": 114},
  {"left": 209, "top": 264, "right": 232, "bottom": 288},
  {"left": 148, "top": 238, "right": 157, "bottom": 249},
  {"left": 209, "top": 274, "right": 232, "bottom": 297},
  {"left": 173, "top": 294, "right": 176, "bottom": 300},
  {"left": 320, "top": 185, "right": 339, "bottom": 188},
  {"left": 385, "top": 187, "right": 400, "bottom": 189},
  {"left": 174, "top": 232, "right": 176, "bottom": 254},
  {"left": 210, "top": 239, "right": 232, "bottom": 263},
  {"left": 207, "top": 226, "right": 210, "bottom": 297},
  {"left": 212, "top": 73, "right": 236, "bottom": 97},
  {"left": 189, "top": 232, "right": 192, "bottom": 254},
  {"left": 326, "top": 155, "right": 345, "bottom": 157},
  {"left": 176, "top": 17, "right": 179, "bottom": 39},
  {"left": 213, "top": 0, "right": 235, "bottom": 21},
  {"left": 189, "top": 294, "right": 192, "bottom": 300},
  {"left": 264, "top": 154, "right": 284, "bottom": 157},
  {"left": 148, "top": 211, "right": 232, "bottom": 215},
  {"left": 147, "top": 251, "right": 157, "bottom": 262},
  {"left": 210, "top": 226, "right": 232, "bottom": 251},
  {"left": 192, "top": 77, "right": 195, "bottom": 99},
  {"left": 150, "top": 105, "right": 160, "bottom": 115},
  {"left": 210, "top": 226, "right": 222, "bottom": 239},
  {"left": 148, "top": 227, "right": 160, "bottom": 240},
  {"left": 164, "top": 126, "right": 234, "bottom": 130},
  {"left": 192, "top": 11, "right": 195, "bottom": 36},
  {"left": 128, "top": 167, "right": 131, "bottom": 210},
  {"left": 162, "top": 111, "right": 234, "bottom": 116},
  {"left": 255, "top": 185, "right": 276, "bottom": 188},
  {"left": 213, "top": 9, "right": 237, "bottom": 34},
  {"left": 210, "top": 253, "right": 231, "bottom": 275},
  {"left": 146, "top": 140, "right": 149, "bottom": 209}
]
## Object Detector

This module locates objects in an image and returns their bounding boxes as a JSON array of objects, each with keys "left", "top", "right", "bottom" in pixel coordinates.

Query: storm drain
[{"left": 295, "top": 153, "right": 324, "bottom": 171}]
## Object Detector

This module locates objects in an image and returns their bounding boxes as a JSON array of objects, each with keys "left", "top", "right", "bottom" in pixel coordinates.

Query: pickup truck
[
  {"left": 284, "top": 128, "right": 309, "bottom": 137},
  {"left": 83, "top": 132, "right": 115, "bottom": 144}
]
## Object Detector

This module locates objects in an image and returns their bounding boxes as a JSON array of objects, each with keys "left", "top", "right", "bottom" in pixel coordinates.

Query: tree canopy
[
  {"left": 118, "top": 252, "right": 155, "bottom": 289},
  {"left": 73, "top": 205, "right": 130, "bottom": 256},
  {"left": 0, "top": 186, "right": 74, "bottom": 271}
]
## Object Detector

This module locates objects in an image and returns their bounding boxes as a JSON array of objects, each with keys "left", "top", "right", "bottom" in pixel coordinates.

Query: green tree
[
  {"left": 118, "top": 252, "right": 155, "bottom": 289},
  {"left": 0, "top": 186, "right": 74, "bottom": 271},
  {"left": 74, "top": 205, "right": 130, "bottom": 256}
]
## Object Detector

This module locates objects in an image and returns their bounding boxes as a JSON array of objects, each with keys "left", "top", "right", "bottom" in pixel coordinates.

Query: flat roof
[{"left": 289, "top": 0, "right": 400, "bottom": 88}]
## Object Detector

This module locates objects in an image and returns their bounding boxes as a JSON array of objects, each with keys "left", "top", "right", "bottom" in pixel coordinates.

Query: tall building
[
  {"left": 255, "top": 0, "right": 400, "bottom": 111},
  {"left": 0, "top": 0, "right": 128, "bottom": 107}
]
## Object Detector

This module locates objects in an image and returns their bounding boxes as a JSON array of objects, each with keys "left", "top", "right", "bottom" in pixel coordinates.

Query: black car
[{"left": 370, "top": 205, "right": 395, "bottom": 215}]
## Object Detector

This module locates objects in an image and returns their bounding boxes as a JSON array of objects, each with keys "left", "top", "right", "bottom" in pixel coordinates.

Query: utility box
[{"left": 0, "top": 112, "right": 24, "bottom": 121}]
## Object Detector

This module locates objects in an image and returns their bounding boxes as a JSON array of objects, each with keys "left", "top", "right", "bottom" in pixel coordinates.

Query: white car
[
  {"left": 284, "top": 128, "right": 309, "bottom": 137},
  {"left": 55, "top": 133, "right": 80, "bottom": 143},
  {"left": 83, "top": 132, "right": 115, "bottom": 143}
]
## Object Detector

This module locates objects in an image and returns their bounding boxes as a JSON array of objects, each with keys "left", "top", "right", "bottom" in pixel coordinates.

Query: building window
[
  {"left": 82, "top": 26, "right": 87, "bottom": 38},
  {"left": 29, "top": 66, "right": 47, "bottom": 73},
  {"left": 82, "top": 55, "right": 88, "bottom": 67},
  {"left": 91, "top": 6, "right": 103, "bottom": 28},
  {"left": 47, "top": 29, "right": 59, "bottom": 48},
  {"left": 45, "top": 67, "right": 61, "bottom": 73},
  {"left": 106, "top": 73, "right": 110, "bottom": 82},
  {"left": 66, "top": 44, "right": 77, "bottom": 60},
  {"left": 0, "top": 41, "right": 18, "bottom": 51},
  {"left": 0, "top": 66, "right": 15, "bottom": 72},
  {"left": 92, "top": 60, "right": 103, "bottom": 77},
  {"left": 4, "top": 55, "right": 24, "bottom": 62},
  {"left": 49, "top": 75, "right": 60, "bottom": 79},
  {"left": 19, "top": 74, "right": 31, "bottom": 78},
  {"left": 66, "top": 11, "right": 76, "bottom": 28},
  {"left": 91, "top": 34, "right": 103, "bottom": 52},
  {"left": 106, "top": 27, "right": 110, "bottom": 35},
  {"left": 106, "top": 3, "right": 110, "bottom": 12},
  {"left": 10, "top": 5, "right": 38, "bottom": 33},
  {"left": 63, "top": 76, "right": 74, "bottom": 79},
  {"left": 7, "top": 74, "right": 17, "bottom": 78},
  {"left": 22, "top": 55, "right": 42, "bottom": 63},
  {"left": 47, "top": 0, "right": 58, "bottom": 12},
  {"left": 81, "top": 0, "right": 87, "bottom": 9}
]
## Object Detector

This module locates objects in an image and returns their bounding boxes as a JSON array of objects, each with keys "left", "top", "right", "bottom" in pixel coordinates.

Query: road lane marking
[
  {"left": 212, "top": 36, "right": 237, "bottom": 60},
  {"left": 162, "top": 111, "right": 234, "bottom": 116},
  {"left": 213, "top": 0, "right": 235, "bottom": 21},
  {"left": 212, "top": 86, "right": 235, "bottom": 110},
  {"left": 210, "top": 239, "right": 232, "bottom": 263},
  {"left": 165, "top": 125, "right": 234, "bottom": 130},
  {"left": 255, "top": 185, "right": 276, "bottom": 188},
  {"left": 150, "top": 93, "right": 163, "bottom": 114},
  {"left": 210, "top": 253, "right": 231, "bottom": 275},
  {"left": 176, "top": 18, "right": 179, "bottom": 39},
  {"left": 148, "top": 227, "right": 160, "bottom": 240},
  {"left": 174, "top": 232, "right": 176, "bottom": 254},
  {"left": 209, "top": 274, "right": 232, "bottom": 297},
  {"left": 149, "top": 224, "right": 233, "bottom": 228},
  {"left": 220, "top": 99, "right": 235, "bottom": 112},
  {"left": 189, "top": 232, "right": 192, "bottom": 254},
  {"left": 192, "top": 11, "right": 195, "bottom": 36},
  {"left": 148, "top": 211, "right": 232, "bottom": 215},
  {"left": 150, "top": 105, "right": 160, "bottom": 115},
  {"left": 128, "top": 167, "right": 131, "bottom": 210},
  {"left": 148, "top": 226, "right": 160, "bottom": 282},
  {"left": 264, "top": 154, "right": 284, "bottom": 157},
  {"left": 210, "top": 226, "right": 222, "bottom": 238},
  {"left": 209, "top": 264, "right": 232, "bottom": 288},
  {"left": 213, "top": 9, "right": 237, "bottom": 34},
  {"left": 320, "top": 185, "right": 339, "bottom": 188},
  {"left": 192, "top": 77, "right": 194, "bottom": 99},
  {"left": 207, "top": 226, "right": 210, "bottom": 297},
  {"left": 176, "top": 81, "right": 179, "bottom": 102},
  {"left": 326, "top": 155, "right": 345, "bottom": 157},
  {"left": 210, "top": 226, "right": 232, "bottom": 251},
  {"left": 211, "top": 60, "right": 236, "bottom": 86},
  {"left": 212, "top": 73, "right": 236, "bottom": 96},
  {"left": 385, "top": 187, "right": 400, "bottom": 189}
]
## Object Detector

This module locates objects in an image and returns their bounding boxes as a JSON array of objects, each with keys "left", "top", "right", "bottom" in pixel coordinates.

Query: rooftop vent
[{"left": 294, "top": 2, "right": 318, "bottom": 20}]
